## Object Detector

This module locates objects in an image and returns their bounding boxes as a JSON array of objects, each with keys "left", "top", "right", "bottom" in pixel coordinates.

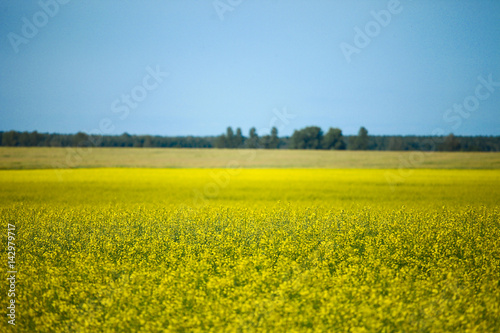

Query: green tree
[
  {"left": 269, "top": 127, "right": 279, "bottom": 149},
  {"left": 234, "top": 127, "right": 244, "bottom": 148},
  {"left": 18, "top": 132, "right": 30, "bottom": 146},
  {"left": 246, "top": 127, "right": 259, "bottom": 148},
  {"left": 387, "top": 136, "right": 404, "bottom": 151},
  {"left": 29, "top": 131, "right": 42, "bottom": 146},
  {"left": 259, "top": 135, "right": 271, "bottom": 149},
  {"left": 290, "top": 126, "right": 323, "bottom": 149},
  {"left": 2, "top": 131, "right": 17, "bottom": 146},
  {"left": 143, "top": 136, "right": 153, "bottom": 148},
  {"left": 49, "top": 134, "right": 62, "bottom": 147},
  {"left": 226, "top": 127, "right": 235, "bottom": 148},
  {"left": 73, "top": 132, "right": 89, "bottom": 147},
  {"left": 322, "top": 127, "right": 345, "bottom": 150},
  {"left": 351, "top": 126, "right": 369, "bottom": 150},
  {"left": 440, "top": 133, "right": 461, "bottom": 151},
  {"left": 118, "top": 133, "right": 132, "bottom": 147},
  {"left": 214, "top": 134, "right": 226, "bottom": 148}
]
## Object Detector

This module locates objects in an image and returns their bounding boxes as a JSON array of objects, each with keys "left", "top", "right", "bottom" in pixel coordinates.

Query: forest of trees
[{"left": 1, "top": 127, "right": 499, "bottom": 151}]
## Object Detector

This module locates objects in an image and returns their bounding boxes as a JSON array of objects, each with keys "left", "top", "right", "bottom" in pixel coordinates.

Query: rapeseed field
[{"left": 1, "top": 169, "right": 499, "bottom": 332}]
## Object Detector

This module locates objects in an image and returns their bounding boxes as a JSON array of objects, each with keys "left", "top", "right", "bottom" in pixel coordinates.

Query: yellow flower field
[{"left": 1, "top": 168, "right": 499, "bottom": 332}]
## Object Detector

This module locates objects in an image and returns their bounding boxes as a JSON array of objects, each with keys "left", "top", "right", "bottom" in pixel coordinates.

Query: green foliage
[
  {"left": 214, "top": 127, "right": 245, "bottom": 148},
  {"left": 322, "top": 127, "right": 346, "bottom": 150},
  {"left": 260, "top": 127, "right": 280, "bottom": 149},
  {"left": 290, "top": 126, "right": 323, "bottom": 149},
  {"left": 245, "top": 127, "right": 259, "bottom": 148},
  {"left": 440, "top": 134, "right": 461, "bottom": 151},
  {"left": 234, "top": 128, "right": 244, "bottom": 148},
  {"left": 1, "top": 130, "right": 499, "bottom": 151},
  {"left": 269, "top": 127, "right": 279, "bottom": 149},
  {"left": 349, "top": 126, "right": 369, "bottom": 150}
]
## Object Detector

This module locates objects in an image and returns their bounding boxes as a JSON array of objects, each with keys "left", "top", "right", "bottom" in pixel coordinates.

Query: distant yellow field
[
  {"left": 1, "top": 168, "right": 499, "bottom": 209},
  {"left": 1, "top": 147, "right": 500, "bottom": 169},
  {"left": 1, "top": 168, "right": 499, "bottom": 331}
]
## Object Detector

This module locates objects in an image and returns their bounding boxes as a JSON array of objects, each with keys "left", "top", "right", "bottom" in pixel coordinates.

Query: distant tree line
[
  {"left": 1, "top": 128, "right": 499, "bottom": 151},
  {"left": 0, "top": 131, "right": 212, "bottom": 148}
]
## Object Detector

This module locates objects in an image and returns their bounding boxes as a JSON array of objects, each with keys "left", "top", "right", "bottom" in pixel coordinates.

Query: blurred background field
[
  {"left": 1, "top": 147, "right": 500, "bottom": 169},
  {"left": 1, "top": 168, "right": 499, "bottom": 210}
]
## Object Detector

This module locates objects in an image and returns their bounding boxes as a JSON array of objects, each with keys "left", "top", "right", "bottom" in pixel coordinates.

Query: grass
[{"left": 1, "top": 147, "right": 500, "bottom": 169}]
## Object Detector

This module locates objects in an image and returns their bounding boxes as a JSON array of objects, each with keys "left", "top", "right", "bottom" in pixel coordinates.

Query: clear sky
[{"left": 1, "top": 0, "right": 499, "bottom": 137}]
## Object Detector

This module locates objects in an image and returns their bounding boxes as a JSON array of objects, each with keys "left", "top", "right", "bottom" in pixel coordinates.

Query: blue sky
[{"left": 0, "top": 0, "right": 499, "bottom": 137}]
